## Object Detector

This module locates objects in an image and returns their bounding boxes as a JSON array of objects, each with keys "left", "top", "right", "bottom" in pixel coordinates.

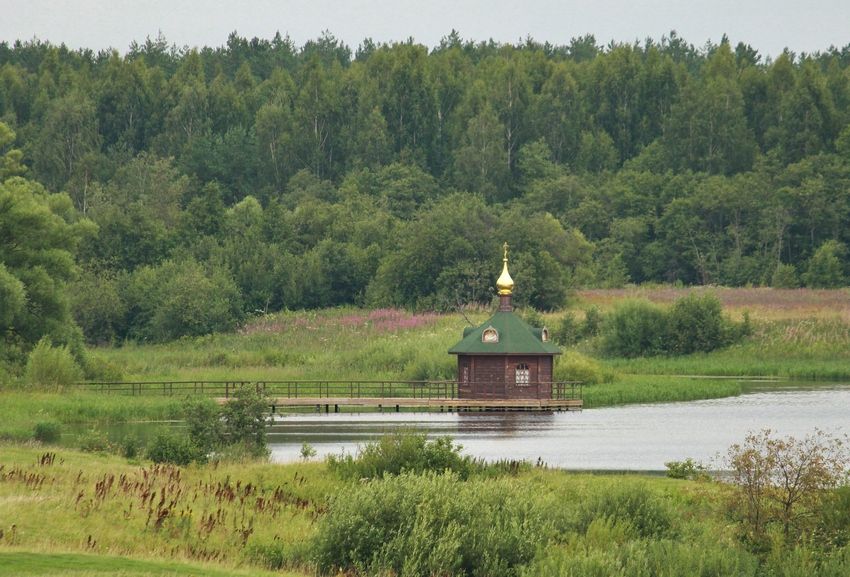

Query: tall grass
[{"left": 582, "top": 376, "right": 742, "bottom": 408}]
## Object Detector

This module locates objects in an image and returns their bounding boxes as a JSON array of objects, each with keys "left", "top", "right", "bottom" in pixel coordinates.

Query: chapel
[{"left": 448, "top": 243, "right": 560, "bottom": 399}]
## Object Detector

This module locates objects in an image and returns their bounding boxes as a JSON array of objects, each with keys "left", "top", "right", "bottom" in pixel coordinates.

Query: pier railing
[{"left": 71, "top": 380, "right": 582, "bottom": 401}]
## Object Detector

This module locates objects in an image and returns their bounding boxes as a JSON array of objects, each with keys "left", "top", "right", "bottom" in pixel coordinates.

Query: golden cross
[{"left": 503, "top": 242, "right": 509, "bottom": 261}]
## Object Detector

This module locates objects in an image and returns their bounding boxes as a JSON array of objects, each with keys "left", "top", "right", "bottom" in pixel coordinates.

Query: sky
[{"left": 1, "top": 0, "right": 848, "bottom": 58}]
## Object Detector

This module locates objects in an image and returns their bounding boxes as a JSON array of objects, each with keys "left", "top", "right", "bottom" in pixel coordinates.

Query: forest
[{"left": 2, "top": 30, "right": 850, "bottom": 363}]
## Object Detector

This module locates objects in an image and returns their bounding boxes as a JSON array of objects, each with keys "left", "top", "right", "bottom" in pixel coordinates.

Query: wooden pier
[
  {"left": 74, "top": 380, "right": 583, "bottom": 413},
  {"left": 216, "top": 396, "right": 583, "bottom": 413}
]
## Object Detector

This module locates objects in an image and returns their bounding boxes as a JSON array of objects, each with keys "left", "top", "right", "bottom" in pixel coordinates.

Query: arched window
[
  {"left": 541, "top": 327, "right": 550, "bottom": 342},
  {"left": 482, "top": 326, "right": 499, "bottom": 343},
  {"left": 515, "top": 363, "right": 530, "bottom": 386}
]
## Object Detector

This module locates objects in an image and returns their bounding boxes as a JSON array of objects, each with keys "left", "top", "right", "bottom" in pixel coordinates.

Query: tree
[
  {"left": 0, "top": 176, "right": 94, "bottom": 362},
  {"left": 726, "top": 429, "right": 849, "bottom": 544},
  {"left": 802, "top": 240, "right": 847, "bottom": 288},
  {"left": 32, "top": 93, "right": 102, "bottom": 197},
  {"left": 452, "top": 107, "right": 509, "bottom": 201}
]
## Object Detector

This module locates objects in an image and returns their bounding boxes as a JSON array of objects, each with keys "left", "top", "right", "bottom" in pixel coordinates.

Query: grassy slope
[{"left": 0, "top": 445, "right": 719, "bottom": 577}]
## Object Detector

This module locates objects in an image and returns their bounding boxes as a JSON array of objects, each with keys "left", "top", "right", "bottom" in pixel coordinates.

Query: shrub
[
  {"left": 803, "top": 240, "right": 847, "bottom": 288},
  {"left": 601, "top": 294, "right": 743, "bottom": 357},
  {"left": 24, "top": 337, "right": 83, "bottom": 387},
  {"left": 33, "top": 421, "right": 61, "bottom": 444},
  {"left": 601, "top": 299, "right": 668, "bottom": 357},
  {"left": 183, "top": 396, "right": 223, "bottom": 455},
  {"left": 554, "top": 351, "right": 613, "bottom": 385},
  {"left": 665, "top": 458, "right": 707, "bottom": 480},
  {"left": 582, "top": 305, "right": 603, "bottom": 338},
  {"left": 666, "top": 293, "right": 728, "bottom": 354},
  {"left": 576, "top": 483, "right": 676, "bottom": 539},
  {"left": 146, "top": 432, "right": 199, "bottom": 465},
  {"left": 555, "top": 311, "right": 580, "bottom": 346},
  {"left": 772, "top": 263, "right": 800, "bottom": 288},
  {"left": 221, "top": 386, "right": 270, "bottom": 459},
  {"left": 312, "top": 472, "right": 551, "bottom": 577},
  {"left": 327, "top": 432, "right": 474, "bottom": 480},
  {"left": 78, "top": 429, "right": 111, "bottom": 453},
  {"left": 300, "top": 442, "right": 317, "bottom": 460},
  {"left": 120, "top": 435, "right": 142, "bottom": 459}
]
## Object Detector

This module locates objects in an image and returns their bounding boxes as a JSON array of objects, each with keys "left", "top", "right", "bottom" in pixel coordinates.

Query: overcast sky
[{"left": 2, "top": 0, "right": 848, "bottom": 58}]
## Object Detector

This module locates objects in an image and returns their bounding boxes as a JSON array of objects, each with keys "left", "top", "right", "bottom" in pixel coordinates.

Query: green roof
[{"left": 448, "top": 311, "right": 561, "bottom": 355}]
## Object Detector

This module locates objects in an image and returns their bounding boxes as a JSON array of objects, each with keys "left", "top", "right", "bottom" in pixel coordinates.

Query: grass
[
  {"left": 0, "top": 551, "right": 296, "bottom": 577},
  {"left": 0, "top": 443, "right": 707, "bottom": 577},
  {"left": 1, "top": 442, "right": 846, "bottom": 577},
  {"left": 583, "top": 375, "right": 742, "bottom": 408}
]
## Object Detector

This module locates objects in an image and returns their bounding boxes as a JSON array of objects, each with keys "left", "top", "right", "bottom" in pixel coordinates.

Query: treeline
[{"left": 2, "top": 31, "right": 850, "bottom": 350}]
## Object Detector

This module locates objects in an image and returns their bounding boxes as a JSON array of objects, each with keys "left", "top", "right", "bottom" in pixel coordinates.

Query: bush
[
  {"left": 183, "top": 396, "right": 223, "bottom": 455},
  {"left": 78, "top": 429, "right": 111, "bottom": 453},
  {"left": 327, "top": 432, "right": 474, "bottom": 480},
  {"left": 146, "top": 432, "right": 200, "bottom": 465},
  {"left": 664, "top": 458, "right": 707, "bottom": 480},
  {"left": 24, "top": 337, "right": 83, "bottom": 386},
  {"left": 221, "top": 386, "right": 270, "bottom": 459},
  {"left": 601, "top": 299, "right": 668, "bottom": 357},
  {"left": 601, "top": 294, "right": 742, "bottom": 357},
  {"left": 312, "top": 472, "right": 551, "bottom": 577},
  {"left": 582, "top": 305, "right": 603, "bottom": 338},
  {"left": 33, "top": 421, "right": 61, "bottom": 444},
  {"left": 803, "top": 240, "right": 847, "bottom": 288},
  {"left": 555, "top": 311, "right": 580, "bottom": 346},
  {"left": 120, "top": 435, "right": 142, "bottom": 459},
  {"left": 772, "top": 263, "right": 800, "bottom": 288},
  {"left": 554, "top": 351, "right": 613, "bottom": 385},
  {"left": 576, "top": 483, "right": 676, "bottom": 539},
  {"left": 666, "top": 293, "right": 728, "bottom": 354}
]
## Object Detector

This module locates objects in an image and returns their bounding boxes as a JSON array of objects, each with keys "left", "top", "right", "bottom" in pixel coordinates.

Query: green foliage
[
  {"left": 582, "top": 305, "right": 603, "bottom": 337},
  {"left": 183, "top": 396, "right": 224, "bottom": 456},
  {"left": 555, "top": 311, "right": 580, "bottom": 346},
  {"left": 78, "top": 429, "right": 112, "bottom": 453},
  {"left": 601, "top": 299, "right": 669, "bottom": 357},
  {"left": 24, "top": 338, "right": 84, "bottom": 387},
  {"left": 312, "top": 472, "right": 550, "bottom": 577},
  {"left": 772, "top": 263, "right": 800, "bottom": 288},
  {"left": 664, "top": 458, "right": 707, "bottom": 480},
  {"left": 33, "top": 421, "right": 61, "bottom": 444},
  {"left": 327, "top": 432, "right": 474, "bottom": 480},
  {"left": 803, "top": 241, "right": 847, "bottom": 288},
  {"left": 576, "top": 482, "right": 676, "bottom": 540},
  {"left": 220, "top": 386, "right": 270, "bottom": 458},
  {"left": 554, "top": 351, "right": 613, "bottom": 385},
  {"left": 602, "top": 294, "right": 742, "bottom": 357},
  {"left": 666, "top": 293, "right": 729, "bottom": 354},
  {"left": 300, "top": 442, "right": 317, "bottom": 460},
  {"left": 146, "top": 432, "right": 200, "bottom": 465},
  {"left": 0, "top": 175, "right": 93, "bottom": 363}
]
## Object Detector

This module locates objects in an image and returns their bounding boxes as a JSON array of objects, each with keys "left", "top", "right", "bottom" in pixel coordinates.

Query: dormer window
[
  {"left": 541, "top": 327, "right": 550, "bottom": 342},
  {"left": 482, "top": 327, "right": 499, "bottom": 343}
]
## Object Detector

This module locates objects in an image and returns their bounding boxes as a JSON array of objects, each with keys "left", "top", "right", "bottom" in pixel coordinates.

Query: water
[{"left": 268, "top": 382, "right": 850, "bottom": 469}]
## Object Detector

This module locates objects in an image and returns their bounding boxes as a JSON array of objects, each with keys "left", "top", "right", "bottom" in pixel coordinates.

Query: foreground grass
[
  {"left": 1, "top": 443, "right": 847, "bottom": 577},
  {"left": 0, "top": 551, "right": 295, "bottom": 577},
  {"left": 0, "top": 444, "right": 711, "bottom": 576}
]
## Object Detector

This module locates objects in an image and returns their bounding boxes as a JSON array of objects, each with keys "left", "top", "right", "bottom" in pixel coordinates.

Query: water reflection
[{"left": 269, "top": 383, "right": 850, "bottom": 469}]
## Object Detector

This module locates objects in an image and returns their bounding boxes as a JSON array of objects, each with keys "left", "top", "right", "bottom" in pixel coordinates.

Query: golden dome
[{"left": 496, "top": 242, "right": 514, "bottom": 295}]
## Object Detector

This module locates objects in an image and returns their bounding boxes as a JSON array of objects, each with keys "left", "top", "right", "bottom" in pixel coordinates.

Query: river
[{"left": 267, "top": 382, "right": 850, "bottom": 469}]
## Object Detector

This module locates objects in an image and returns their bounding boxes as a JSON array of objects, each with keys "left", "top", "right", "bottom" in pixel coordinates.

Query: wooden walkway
[
  {"left": 214, "top": 396, "right": 583, "bottom": 412},
  {"left": 74, "top": 380, "right": 583, "bottom": 413}
]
